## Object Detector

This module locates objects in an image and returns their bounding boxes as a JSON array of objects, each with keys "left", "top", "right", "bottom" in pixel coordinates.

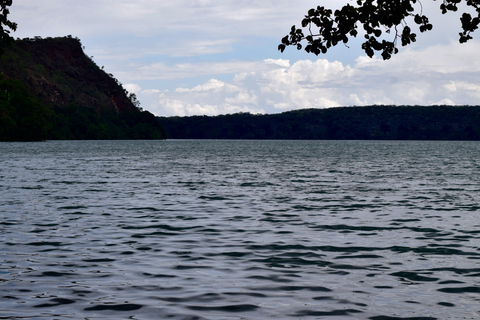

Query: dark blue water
[{"left": 1, "top": 140, "right": 480, "bottom": 319}]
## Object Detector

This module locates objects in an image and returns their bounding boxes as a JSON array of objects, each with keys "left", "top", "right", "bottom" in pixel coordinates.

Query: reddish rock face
[{"left": 0, "top": 36, "right": 138, "bottom": 114}]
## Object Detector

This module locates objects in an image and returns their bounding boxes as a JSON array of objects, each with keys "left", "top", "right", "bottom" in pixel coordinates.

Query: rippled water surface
[{"left": 1, "top": 140, "right": 480, "bottom": 319}]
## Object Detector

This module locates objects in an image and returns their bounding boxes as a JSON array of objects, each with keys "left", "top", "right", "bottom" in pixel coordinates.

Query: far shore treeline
[{"left": 158, "top": 105, "right": 480, "bottom": 140}]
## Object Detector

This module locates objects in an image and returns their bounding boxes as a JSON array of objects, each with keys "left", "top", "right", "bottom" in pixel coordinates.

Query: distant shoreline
[{"left": 158, "top": 105, "right": 480, "bottom": 140}]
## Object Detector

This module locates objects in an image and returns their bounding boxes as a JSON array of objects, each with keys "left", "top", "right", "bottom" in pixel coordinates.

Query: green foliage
[
  {"left": 0, "top": 37, "right": 167, "bottom": 141},
  {"left": 46, "top": 103, "right": 166, "bottom": 140},
  {"left": 0, "top": 0, "right": 17, "bottom": 50},
  {"left": 128, "top": 93, "right": 141, "bottom": 109},
  {"left": 0, "top": 92, "right": 167, "bottom": 141},
  {"left": 0, "top": 78, "right": 52, "bottom": 141},
  {"left": 159, "top": 106, "right": 480, "bottom": 141},
  {"left": 279, "top": 0, "right": 479, "bottom": 60}
]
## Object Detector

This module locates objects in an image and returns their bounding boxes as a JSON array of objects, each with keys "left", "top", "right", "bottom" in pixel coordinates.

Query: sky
[{"left": 9, "top": 0, "right": 480, "bottom": 116}]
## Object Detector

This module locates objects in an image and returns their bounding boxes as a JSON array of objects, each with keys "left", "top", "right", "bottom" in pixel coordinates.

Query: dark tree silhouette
[
  {"left": 279, "top": 0, "right": 480, "bottom": 60},
  {"left": 0, "top": 0, "right": 16, "bottom": 46}
]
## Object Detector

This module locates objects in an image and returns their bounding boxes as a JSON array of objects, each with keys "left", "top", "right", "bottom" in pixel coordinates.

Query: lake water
[{"left": 1, "top": 140, "right": 480, "bottom": 320}]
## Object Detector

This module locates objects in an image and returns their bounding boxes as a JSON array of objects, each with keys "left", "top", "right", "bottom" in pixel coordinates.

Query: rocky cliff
[{"left": 0, "top": 36, "right": 166, "bottom": 141}]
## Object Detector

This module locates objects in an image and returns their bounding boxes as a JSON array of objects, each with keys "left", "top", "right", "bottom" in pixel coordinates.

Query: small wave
[
  {"left": 390, "top": 271, "right": 439, "bottom": 282},
  {"left": 198, "top": 195, "right": 231, "bottom": 201},
  {"left": 34, "top": 298, "right": 75, "bottom": 308},
  {"left": 84, "top": 303, "right": 143, "bottom": 311},
  {"left": 186, "top": 304, "right": 259, "bottom": 312},
  {"left": 437, "top": 286, "right": 480, "bottom": 294},
  {"left": 39, "top": 271, "right": 78, "bottom": 277},
  {"left": 292, "top": 308, "right": 363, "bottom": 317}
]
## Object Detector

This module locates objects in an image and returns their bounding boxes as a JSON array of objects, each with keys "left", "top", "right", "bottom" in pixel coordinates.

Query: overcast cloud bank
[
  {"left": 128, "top": 41, "right": 480, "bottom": 116},
  {"left": 10, "top": 0, "right": 480, "bottom": 116}
]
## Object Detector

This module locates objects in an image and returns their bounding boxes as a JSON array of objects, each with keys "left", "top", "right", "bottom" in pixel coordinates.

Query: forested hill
[
  {"left": 158, "top": 106, "right": 480, "bottom": 140},
  {"left": 0, "top": 36, "right": 166, "bottom": 141}
]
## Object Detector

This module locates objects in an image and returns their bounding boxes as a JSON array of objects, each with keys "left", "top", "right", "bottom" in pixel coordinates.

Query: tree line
[{"left": 158, "top": 106, "right": 480, "bottom": 140}]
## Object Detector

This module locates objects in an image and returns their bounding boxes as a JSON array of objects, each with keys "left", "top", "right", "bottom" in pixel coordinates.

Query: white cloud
[
  {"left": 177, "top": 79, "right": 227, "bottom": 92},
  {"left": 9, "top": 1, "right": 480, "bottom": 117},
  {"left": 142, "top": 89, "right": 162, "bottom": 94},
  {"left": 124, "top": 83, "right": 141, "bottom": 94},
  {"left": 146, "top": 77, "right": 266, "bottom": 116},
  {"left": 445, "top": 81, "right": 480, "bottom": 100},
  {"left": 115, "top": 60, "right": 274, "bottom": 81},
  {"left": 12, "top": 1, "right": 475, "bottom": 63},
  {"left": 11, "top": 0, "right": 323, "bottom": 50},
  {"left": 264, "top": 59, "right": 290, "bottom": 68},
  {"left": 139, "top": 41, "right": 480, "bottom": 116},
  {"left": 225, "top": 91, "right": 258, "bottom": 105},
  {"left": 157, "top": 94, "right": 187, "bottom": 117}
]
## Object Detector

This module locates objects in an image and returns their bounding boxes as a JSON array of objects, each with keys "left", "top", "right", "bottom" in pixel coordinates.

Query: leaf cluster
[
  {"left": 279, "top": 0, "right": 479, "bottom": 59},
  {"left": 0, "top": 0, "right": 16, "bottom": 47},
  {"left": 454, "top": 0, "right": 480, "bottom": 42}
]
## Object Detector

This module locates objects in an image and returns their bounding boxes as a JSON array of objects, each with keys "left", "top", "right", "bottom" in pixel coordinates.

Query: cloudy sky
[{"left": 10, "top": 0, "right": 480, "bottom": 116}]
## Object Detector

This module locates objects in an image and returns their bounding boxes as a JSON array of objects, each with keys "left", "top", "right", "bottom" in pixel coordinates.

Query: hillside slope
[{"left": 0, "top": 36, "right": 166, "bottom": 141}]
